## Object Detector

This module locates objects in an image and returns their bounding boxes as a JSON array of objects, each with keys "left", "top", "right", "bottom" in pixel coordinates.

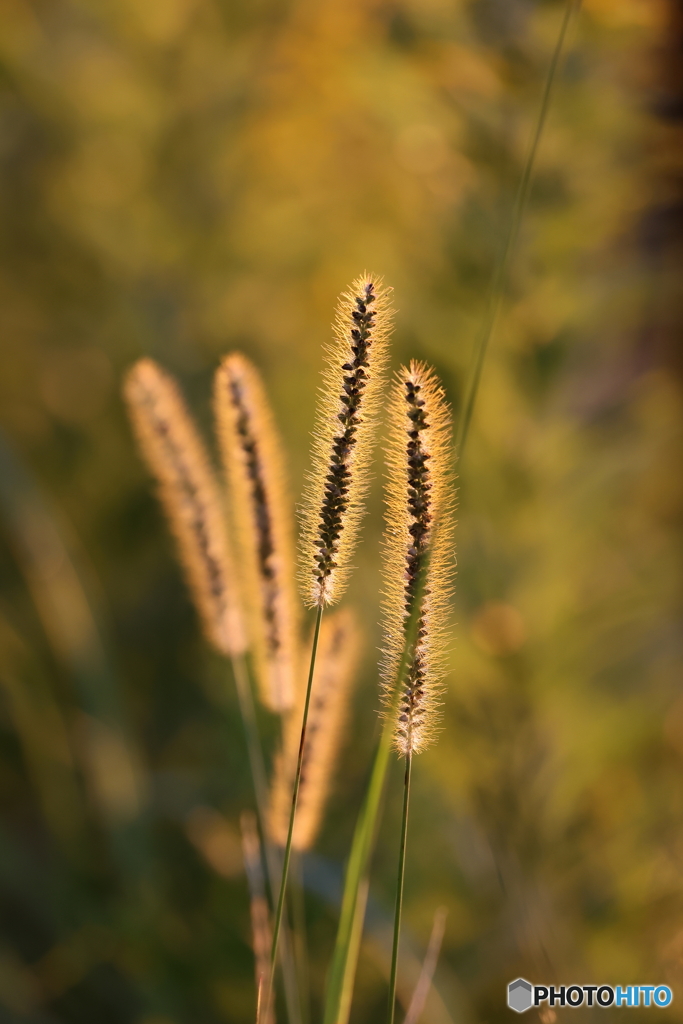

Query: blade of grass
[
  {"left": 454, "top": 0, "right": 579, "bottom": 458},
  {"left": 323, "top": 6, "right": 578, "bottom": 1019},
  {"left": 403, "top": 907, "right": 448, "bottom": 1024}
]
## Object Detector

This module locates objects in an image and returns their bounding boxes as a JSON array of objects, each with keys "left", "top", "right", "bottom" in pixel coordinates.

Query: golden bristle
[
  {"left": 299, "top": 274, "right": 393, "bottom": 608},
  {"left": 214, "top": 353, "right": 300, "bottom": 714},
  {"left": 124, "top": 359, "right": 246, "bottom": 657},
  {"left": 240, "top": 811, "right": 274, "bottom": 1024},
  {"left": 380, "top": 361, "right": 456, "bottom": 756},
  {"left": 269, "top": 608, "right": 361, "bottom": 850}
]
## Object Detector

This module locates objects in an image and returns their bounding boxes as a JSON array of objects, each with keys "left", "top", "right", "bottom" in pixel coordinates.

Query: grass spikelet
[
  {"left": 270, "top": 608, "right": 361, "bottom": 851},
  {"left": 240, "top": 811, "right": 274, "bottom": 1024},
  {"left": 124, "top": 359, "right": 246, "bottom": 657},
  {"left": 300, "top": 274, "right": 393, "bottom": 608},
  {"left": 214, "top": 353, "right": 299, "bottom": 713},
  {"left": 381, "top": 361, "right": 455, "bottom": 756}
]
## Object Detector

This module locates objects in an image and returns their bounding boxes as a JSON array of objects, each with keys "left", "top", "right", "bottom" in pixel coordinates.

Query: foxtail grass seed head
[
  {"left": 270, "top": 608, "right": 361, "bottom": 850},
  {"left": 240, "top": 811, "right": 274, "bottom": 1024},
  {"left": 300, "top": 275, "right": 393, "bottom": 607},
  {"left": 381, "top": 362, "right": 455, "bottom": 756},
  {"left": 124, "top": 359, "right": 246, "bottom": 657},
  {"left": 214, "top": 353, "right": 299, "bottom": 713}
]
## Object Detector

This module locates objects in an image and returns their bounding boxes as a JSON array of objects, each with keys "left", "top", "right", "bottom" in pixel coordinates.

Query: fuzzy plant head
[
  {"left": 124, "top": 359, "right": 246, "bottom": 658},
  {"left": 381, "top": 361, "right": 456, "bottom": 756},
  {"left": 214, "top": 353, "right": 299, "bottom": 713},
  {"left": 299, "top": 274, "right": 393, "bottom": 608}
]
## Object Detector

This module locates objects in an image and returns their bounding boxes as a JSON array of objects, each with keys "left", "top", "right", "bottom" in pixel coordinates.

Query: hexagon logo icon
[{"left": 508, "top": 978, "right": 533, "bottom": 1013}]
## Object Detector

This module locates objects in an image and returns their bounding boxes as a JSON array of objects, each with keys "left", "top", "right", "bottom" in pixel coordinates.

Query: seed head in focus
[
  {"left": 299, "top": 274, "right": 393, "bottom": 608},
  {"left": 381, "top": 361, "right": 456, "bottom": 756}
]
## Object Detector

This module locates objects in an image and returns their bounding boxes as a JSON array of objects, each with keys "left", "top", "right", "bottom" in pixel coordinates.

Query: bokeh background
[{"left": 1, "top": 0, "right": 682, "bottom": 1021}]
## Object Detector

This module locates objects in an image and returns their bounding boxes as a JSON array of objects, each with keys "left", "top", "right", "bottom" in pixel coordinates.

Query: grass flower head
[
  {"left": 124, "top": 358, "right": 246, "bottom": 657},
  {"left": 214, "top": 352, "right": 299, "bottom": 713},
  {"left": 381, "top": 361, "right": 455, "bottom": 756},
  {"left": 300, "top": 274, "right": 393, "bottom": 608}
]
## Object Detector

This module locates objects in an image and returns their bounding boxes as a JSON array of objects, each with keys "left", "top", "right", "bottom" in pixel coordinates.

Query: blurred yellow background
[{"left": 0, "top": 0, "right": 682, "bottom": 1021}]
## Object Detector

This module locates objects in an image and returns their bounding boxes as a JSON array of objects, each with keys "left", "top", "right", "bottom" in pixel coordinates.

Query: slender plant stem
[
  {"left": 230, "top": 653, "right": 302, "bottom": 1024},
  {"left": 454, "top": 0, "right": 578, "bottom": 457},
  {"left": 231, "top": 654, "right": 271, "bottom": 830},
  {"left": 265, "top": 604, "right": 324, "bottom": 1017},
  {"left": 323, "top": 552, "right": 430, "bottom": 1024},
  {"left": 387, "top": 752, "right": 412, "bottom": 1024},
  {"left": 290, "top": 850, "right": 311, "bottom": 1024}
]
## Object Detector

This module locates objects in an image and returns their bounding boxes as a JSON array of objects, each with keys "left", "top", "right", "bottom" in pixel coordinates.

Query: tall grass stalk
[
  {"left": 265, "top": 604, "right": 324, "bottom": 1018},
  {"left": 290, "top": 851, "right": 311, "bottom": 1024},
  {"left": 382, "top": 364, "right": 453, "bottom": 1022},
  {"left": 231, "top": 653, "right": 303, "bottom": 1024},
  {"left": 322, "top": 557, "right": 429, "bottom": 1024},
  {"left": 323, "top": 10, "right": 577, "bottom": 1018},
  {"left": 387, "top": 752, "right": 412, "bottom": 1024}
]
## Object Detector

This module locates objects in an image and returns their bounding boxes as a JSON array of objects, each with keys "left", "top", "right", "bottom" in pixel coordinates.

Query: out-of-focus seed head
[
  {"left": 215, "top": 353, "right": 299, "bottom": 713},
  {"left": 124, "top": 359, "right": 246, "bottom": 656},
  {"left": 269, "top": 607, "right": 361, "bottom": 850}
]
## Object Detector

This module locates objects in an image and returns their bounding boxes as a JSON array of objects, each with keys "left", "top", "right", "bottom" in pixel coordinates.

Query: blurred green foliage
[{"left": 0, "top": 0, "right": 682, "bottom": 1022}]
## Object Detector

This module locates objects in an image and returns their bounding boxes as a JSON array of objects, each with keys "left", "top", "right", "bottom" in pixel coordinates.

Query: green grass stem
[
  {"left": 387, "top": 752, "right": 412, "bottom": 1024},
  {"left": 290, "top": 850, "right": 311, "bottom": 1024},
  {"left": 231, "top": 653, "right": 302, "bottom": 1024},
  {"left": 264, "top": 603, "right": 324, "bottom": 1019},
  {"left": 322, "top": 553, "right": 429, "bottom": 1024}
]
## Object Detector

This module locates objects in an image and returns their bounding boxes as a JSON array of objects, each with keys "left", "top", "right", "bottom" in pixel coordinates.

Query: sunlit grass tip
[
  {"left": 300, "top": 274, "right": 393, "bottom": 608},
  {"left": 380, "top": 361, "right": 456, "bottom": 756},
  {"left": 269, "top": 607, "right": 361, "bottom": 850},
  {"left": 124, "top": 358, "right": 246, "bottom": 657},
  {"left": 214, "top": 352, "right": 300, "bottom": 714}
]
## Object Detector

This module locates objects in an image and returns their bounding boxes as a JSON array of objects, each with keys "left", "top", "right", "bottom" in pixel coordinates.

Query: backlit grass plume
[
  {"left": 381, "top": 361, "right": 455, "bottom": 757},
  {"left": 214, "top": 353, "right": 299, "bottom": 713},
  {"left": 300, "top": 274, "right": 393, "bottom": 608},
  {"left": 124, "top": 359, "right": 246, "bottom": 657},
  {"left": 270, "top": 608, "right": 361, "bottom": 851},
  {"left": 268, "top": 274, "right": 391, "bottom": 1002}
]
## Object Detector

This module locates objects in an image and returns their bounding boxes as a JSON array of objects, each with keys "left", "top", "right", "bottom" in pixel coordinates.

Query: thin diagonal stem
[
  {"left": 454, "top": 0, "right": 579, "bottom": 457},
  {"left": 323, "top": 10, "right": 578, "bottom": 1024},
  {"left": 387, "top": 752, "right": 412, "bottom": 1024},
  {"left": 231, "top": 653, "right": 302, "bottom": 1024},
  {"left": 403, "top": 906, "right": 447, "bottom": 1024},
  {"left": 322, "top": 550, "right": 430, "bottom": 1024},
  {"left": 290, "top": 850, "right": 311, "bottom": 1024},
  {"left": 265, "top": 604, "right": 324, "bottom": 1017},
  {"left": 231, "top": 654, "right": 270, "bottom": 829}
]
